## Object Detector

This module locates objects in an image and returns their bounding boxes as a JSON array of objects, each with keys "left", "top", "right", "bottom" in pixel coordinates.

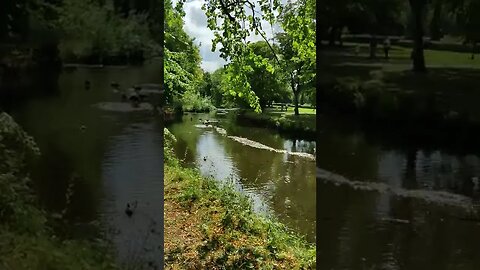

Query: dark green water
[
  {"left": 167, "top": 113, "right": 317, "bottom": 243},
  {"left": 317, "top": 115, "right": 480, "bottom": 270},
  {"left": 7, "top": 61, "right": 164, "bottom": 268}
]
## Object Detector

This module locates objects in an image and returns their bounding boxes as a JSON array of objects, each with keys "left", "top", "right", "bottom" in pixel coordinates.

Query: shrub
[
  {"left": 0, "top": 113, "right": 116, "bottom": 269},
  {"left": 181, "top": 90, "right": 216, "bottom": 113},
  {"left": 55, "top": 0, "right": 159, "bottom": 64}
]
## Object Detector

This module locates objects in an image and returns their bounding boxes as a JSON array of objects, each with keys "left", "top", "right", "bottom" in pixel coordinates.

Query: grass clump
[
  {"left": 163, "top": 128, "right": 316, "bottom": 269},
  {"left": 0, "top": 112, "right": 117, "bottom": 270},
  {"left": 236, "top": 109, "right": 316, "bottom": 139}
]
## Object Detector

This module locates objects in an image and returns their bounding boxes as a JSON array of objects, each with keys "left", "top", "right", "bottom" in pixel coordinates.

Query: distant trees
[
  {"left": 164, "top": 0, "right": 203, "bottom": 106},
  {"left": 247, "top": 41, "right": 290, "bottom": 110},
  {"left": 0, "top": 0, "right": 29, "bottom": 42},
  {"left": 201, "top": 0, "right": 315, "bottom": 114}
]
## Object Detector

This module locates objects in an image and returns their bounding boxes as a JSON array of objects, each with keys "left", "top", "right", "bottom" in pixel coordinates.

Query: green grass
[
  {"left": 265, "top": 107, "right": 316, "bottom": 116},
  {"left": 163, "top": 129, "right": 316, "bottom": 269},
  {"left": 237, "top": 109, "right": 316, "bottom": 139},
  {"left": 322, "top": 43, "right": 480, "bottom": 71},
  {"left": 320, "top": 43, "right": 480, "bottom": 122}
]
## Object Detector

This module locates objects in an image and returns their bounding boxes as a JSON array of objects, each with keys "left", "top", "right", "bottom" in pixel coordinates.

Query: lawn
[
  {"left": 320, "top": 43, "right": 480, "bottom": 121},
  {"left": 237, "top": 108, "right": 316, "bottom": 139},
  {"left": 265, "top": 106, "right": 316, "bottom": 116}
]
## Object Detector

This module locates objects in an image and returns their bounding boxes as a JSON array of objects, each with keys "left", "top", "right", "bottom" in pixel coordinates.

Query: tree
[
  {"left": 164, "top": 0, "right": 202, "bottom": 104},
  {"left": 246, "top": 41, "right": 290, "bottom": 110},
  {"left": 0, "top": 0, "right": 29, "bottom": 42},
  {"left": 354, "top": 0, "right": 405, "bottom": 58},
  {"left": 449, "top": 0, "right": 480, "bottom": 58},
  {"left": 200, "top": 0, "right": 315, "bottom": 115},
  {"left": 276, "top": 32, "right": 314, "bottom": 115},
  {"left": 409, "top": 0, "right": 428, "bottom": 72},
  {"left": 279, "top": 0, "right": 315, "bottom": 115},
  {"left": 320, "top": 0, "right": 362, "bottom": 46},
  {"left": 430, "top": 0, "right": 444, "bottom": 40}
]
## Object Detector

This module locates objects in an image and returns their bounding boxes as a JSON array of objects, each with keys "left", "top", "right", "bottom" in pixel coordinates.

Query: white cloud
[{"left": 201, "top": 60, "right": 226, "bottom": 72}]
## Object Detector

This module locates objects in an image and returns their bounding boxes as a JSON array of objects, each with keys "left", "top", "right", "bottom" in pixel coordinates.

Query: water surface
[
  {"left": 317, "top": 115, "right": 480, "bottom": 270},
  {"left": 167, "top": 113, "right": 317, "bottom": 242},
  {"left": 8, "top": 60, "right": 164, "bottom": 268}
]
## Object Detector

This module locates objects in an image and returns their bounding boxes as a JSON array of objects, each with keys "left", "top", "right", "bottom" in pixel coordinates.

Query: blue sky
[{"left": 173, "top": 0, "right": 282, "bottom": 72}]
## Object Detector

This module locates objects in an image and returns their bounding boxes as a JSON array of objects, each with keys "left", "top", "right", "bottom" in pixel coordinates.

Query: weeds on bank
[
  {"left": 163, "top": 128, "right": 316, "bottom": 269},
  {"left": 0, "top": 113, "right": 117, "bottom": 270}
]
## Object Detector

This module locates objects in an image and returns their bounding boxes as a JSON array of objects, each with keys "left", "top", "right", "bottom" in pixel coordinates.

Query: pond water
[
  {"left": 167, "top": 113, "right": 317, "bottom": 242},
  {"left": 317, "top": 115, "right": 480, "bottom": 270},
  {"left": 7, "top": 60, "right": 164, "bottom": 269}
]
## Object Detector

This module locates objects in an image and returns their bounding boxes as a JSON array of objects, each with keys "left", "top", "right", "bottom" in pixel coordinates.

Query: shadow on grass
[{"left": 384, "top": 67, "right": 480, "bottom": 118}]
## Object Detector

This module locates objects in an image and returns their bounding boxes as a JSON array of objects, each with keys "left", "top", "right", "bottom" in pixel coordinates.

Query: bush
[
  {"left": 0, "top": 113, "right": 116, "bottom": 269},
  {"left": 55, "top": 0, "right": 159, "bottom": 64},
  {"left": 180, "top": 90, "right": 216, "bottom": 113}
]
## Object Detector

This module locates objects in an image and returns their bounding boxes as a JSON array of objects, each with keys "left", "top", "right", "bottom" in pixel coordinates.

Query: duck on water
[{"left": 125, "top": 200, "right": 138, "bottom": 217}]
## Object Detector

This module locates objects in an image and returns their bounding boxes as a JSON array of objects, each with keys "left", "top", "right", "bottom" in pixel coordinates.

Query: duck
[
  {"left": 203, "top": 156, "right": 207, "bottom": 161},
  {"left": 125, "top": 200, "right": 138, "bottom": 217}
]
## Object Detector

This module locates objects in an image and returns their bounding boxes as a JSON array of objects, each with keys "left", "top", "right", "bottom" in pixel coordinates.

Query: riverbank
[
  {"left": 319, "top": 44, "right": 480, "bottom": 138},
  {"left": 163, "top": 128, "right": 316, "bottom": 269},
  {"left": 235, "top": 108, "right": 316, "bottom": 140},
  {"left": 0, "top": 113, "right": 116, "bottom": 269}
]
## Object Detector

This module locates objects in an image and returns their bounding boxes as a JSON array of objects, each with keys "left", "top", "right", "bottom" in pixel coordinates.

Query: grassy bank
[
  {"left": 319, "top": 44, "right": 480, "bottom": 133},
  {"left": 163, "top": 129, "right": 316, "bottom": 269},
  {"left": 235, "top": 108, "right": 316, "bottom": 140},
  {"left": 0, "top": 113, "right": 116, "bottom": 269}
]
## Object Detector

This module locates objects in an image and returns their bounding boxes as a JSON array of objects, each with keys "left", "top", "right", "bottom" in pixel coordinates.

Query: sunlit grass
[
  {"left": 163, "top": 129, "right": 316, "bottom": 269},
  {"left": 331, "top": 42, "right": 480, "bottom": 68}
]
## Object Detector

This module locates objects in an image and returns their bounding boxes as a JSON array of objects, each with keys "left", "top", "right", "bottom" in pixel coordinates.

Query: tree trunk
[
  {"left": 369, "top": 35, "right": 377, "bottom": 59},
  {"left": 328, "top": 26, "right": 337, "bottom": 46},
  {"left": 409, "top": 0, "right": 427, "bottom": 72},
  {"left": 338, "top": 26, "right": 344, "bottom": 46},
  {"left": 430, "top": 0, "right": 442, "bottom": 41},
  {"left": 404, "top": 148, "right": 418, "bottom": 188},
  {"left": 472, "top": 42, "right": 476, "bottom": 59},
  {"left": 293, "top": 90, "right": 299, "bottom": 115}
]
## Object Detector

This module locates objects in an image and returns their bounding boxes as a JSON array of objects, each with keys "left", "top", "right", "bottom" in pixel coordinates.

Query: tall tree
[
  {"left": 247, "top": 41, "right": 290, "bottom": 110},
  {"left": 409, "top": 0, "right": 428, "bottom": 72},
  {"left": 430, "top": 0, "right": 444, "bottom": 40},
  {"left": 201, "top": 0, "right": 315, "bottom": 114},
  {"left": 164, "top": 0, "right": 202, "bottom": 103}
]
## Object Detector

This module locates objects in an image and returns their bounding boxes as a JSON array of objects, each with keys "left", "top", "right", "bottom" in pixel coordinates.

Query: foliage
[
  {"left": 180, "top": 90, "right": 216, "bottom": 113},
  {"left": 163, "top": 129, "right": 316, "bottom": 269},
  {"left": 0, "top": 113, "right": 117, "bottom": 269},
  {"left": 164, "top": 0, "right": 203, "bottom": 105},
  {"left": 197, "top": 0, "right": 315, "bottom": 114},
  {"left": 198, "top": 0, "right": 284, "bottom": 111},
  {"left": 237, "top": 110, "right": 316, "bottom": 139},
  {"left": 449, "top": 0, "right": 480, "bottom": 43},
  {"left": 52, "top": 0, "right": 159, "bottom": 64},
  {"left": 244, "top": 41, "right": 291, "bottom": 109}
]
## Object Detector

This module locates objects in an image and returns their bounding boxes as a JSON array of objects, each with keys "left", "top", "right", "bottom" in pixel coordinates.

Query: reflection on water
[
  {"left": 318, "top": 115, "right": 480, "bottom": 270},
  {"left": 8, "top": 60, "right": 163, "bottom": 268},
  {"left": 167, "top": 113, "right": 316, "bottom": 242}
]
